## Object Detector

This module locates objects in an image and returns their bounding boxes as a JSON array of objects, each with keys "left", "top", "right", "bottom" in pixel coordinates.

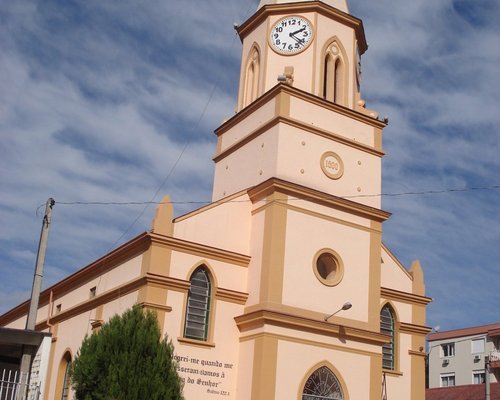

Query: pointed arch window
[
  {"left": 61, "top": 359, "right": 72, "bottom": 400},
  {"left": 184, "top": 266, "right": 211, "bottom": 341},
  {"left": 55, "top": 352, "right": 72, "bottom": 400},
  {"left": 381, "top": 305, "right": 395, "bottom": 370},
  {"left": 243, "top": 46, "right": 260, "bottom": 108},
  {"left": 302, "top": 366, "right": 344, "bottom": 400},
  {"left": 323, "top": 41, "right": 347, "bottom": 106}
]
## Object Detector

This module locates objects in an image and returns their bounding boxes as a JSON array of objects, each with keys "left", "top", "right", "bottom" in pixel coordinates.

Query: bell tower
[
  {"left": 212, "top": 1, "right": 395, "bottom": 399},
  {"left": 212, "top": 0, "right": 384, "bottom": 210}
]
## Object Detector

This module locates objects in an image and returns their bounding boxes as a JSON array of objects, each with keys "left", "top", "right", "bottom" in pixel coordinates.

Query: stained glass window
[{"left": 302, "top": 366, "right": 343, "bottom": 400}]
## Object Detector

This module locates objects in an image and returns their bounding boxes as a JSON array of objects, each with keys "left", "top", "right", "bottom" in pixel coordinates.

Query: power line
[{"left": 53, "top": 184, "right": 500, "bottom": 207}]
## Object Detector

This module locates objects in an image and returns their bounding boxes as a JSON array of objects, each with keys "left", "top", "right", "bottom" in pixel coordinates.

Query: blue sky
[{"left": 0, "top": 0, "right": 498, "bottom": 331}]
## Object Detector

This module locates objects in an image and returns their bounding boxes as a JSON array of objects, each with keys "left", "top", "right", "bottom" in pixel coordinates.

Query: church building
[{"left": 1, "top": 0, "right": 432, "bottom": 399}]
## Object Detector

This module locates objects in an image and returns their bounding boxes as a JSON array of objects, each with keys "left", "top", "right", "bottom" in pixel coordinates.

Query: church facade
[{"left": 1, "top": 1, "right": 431, "bottom": 399}]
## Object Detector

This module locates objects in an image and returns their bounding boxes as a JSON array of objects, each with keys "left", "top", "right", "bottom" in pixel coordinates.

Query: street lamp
[{"left": 324, "top": 302, "right": 352, "bottom": 321}]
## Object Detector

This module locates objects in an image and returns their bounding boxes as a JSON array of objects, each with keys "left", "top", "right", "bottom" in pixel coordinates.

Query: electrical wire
[{"left": 53, "top": 184, "right": 500, "bottom": 207}]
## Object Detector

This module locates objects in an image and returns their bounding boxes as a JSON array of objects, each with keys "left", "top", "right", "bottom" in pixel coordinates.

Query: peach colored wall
[
  {"left": 50, "top": 255, "right": 142, "bottom": 322},
  {"left": 164, "top": 291, "right": 243, "bottom": 399},
  {"left": 168, "top": 252, "right": 247, "bottom": 294},
  {"left": 382, "top": 299, "right": 412, "bottom": 325},
  {"left": 234, "top": 340, "right": 255, "bottom": 400},
  {"left": 213, "top": 125, "right": 280, "bottom": 200},
  {"left": 246, "top": 207, "right": 266, "bottom": 305},
  {"left": 283, "top": 209, "right": 371, "bottom": 322},
  {"left": 276, "top": 124, "right": 381, "bottom": 208},
  {"left": 163, "top": 290, "right": 185, "bottom": 339},
  {"left": 384, "top": 334, "right": 412, "bottom": 398},
  {"left": 218, "top": 98, "right": 276, "bottom": 153},
  {"left": 174, "top": 194, "right": 252, "bottom": 255},
  {"left": 288, "top": 96, "right": 375, "bottom": 147},
  {"left": 99, "top": 291, "right": 138, "bottom": 322},
  {"left": 380, "top": 247, "right": 413, "bottom": 293},
  {"left": 276, "top": 340, "right": 373, "bottom": 399},
  {"left": 285, "top": 197, "right": 372, "bottom": 228},
  {"left": 265, "top": 322, "right": 381, "bottom": 354}
]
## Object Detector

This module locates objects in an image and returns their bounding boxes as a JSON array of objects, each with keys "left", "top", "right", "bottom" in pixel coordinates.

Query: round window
[{"left": 313, "top": 249, "right": 344, "bottom": 286}]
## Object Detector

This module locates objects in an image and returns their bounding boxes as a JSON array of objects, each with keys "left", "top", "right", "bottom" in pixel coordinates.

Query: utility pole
[
  {"left": 17, "top": 198, "right": 55, "bottom": 400},
  {"left": 485, "top": 355, "right": 491, "bottom": 400}
]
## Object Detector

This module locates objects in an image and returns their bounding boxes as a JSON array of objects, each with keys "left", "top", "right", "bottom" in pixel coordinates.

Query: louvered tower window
[
  {"left": 184, "top": 266, "right": 211, "bottom": 341},
  {"left": 381, "top": 305, "right": 395, "bottom": 370}
]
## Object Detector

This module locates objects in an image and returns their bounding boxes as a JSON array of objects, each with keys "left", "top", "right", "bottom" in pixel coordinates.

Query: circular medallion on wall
[{"left": 320, "top": 151, "right": 344, "bottom": 180}]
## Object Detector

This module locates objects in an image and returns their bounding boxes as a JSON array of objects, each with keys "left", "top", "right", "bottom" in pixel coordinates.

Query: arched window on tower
[
  {"left": 243, "top": 46, "right": 260, "bottom": 108},
  {"left": 381, "top": 305, "right": 396, "bottom": 370},
  {"left": 322, "top": 41, "right": 347, "bottom": 106},
  {"left": 184, "top": 266, "right": 212, "bottom": 341},
  {"left": 302, "top": 366, "right": 344, "bottom": 400}
]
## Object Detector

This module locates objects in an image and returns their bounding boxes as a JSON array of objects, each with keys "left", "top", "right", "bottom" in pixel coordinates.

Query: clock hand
[
  {"left": 289, "top": 33, "right": 305, "bottom": 46},
  {"left": 290, "top": 26, "right": 306, "bottom": 36}
]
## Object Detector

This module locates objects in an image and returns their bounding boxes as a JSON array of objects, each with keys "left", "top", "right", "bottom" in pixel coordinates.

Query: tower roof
[{"left": 257, "top": 0, "right": 349, "bottom": 13}]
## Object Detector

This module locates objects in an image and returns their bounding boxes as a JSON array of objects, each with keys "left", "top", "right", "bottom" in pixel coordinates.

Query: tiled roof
[
  {"left": 428, "top": 323, "right": 500, "bottom": 342},
  {"left": 426, "top": 383, "right": 500, "bottom": 400}
]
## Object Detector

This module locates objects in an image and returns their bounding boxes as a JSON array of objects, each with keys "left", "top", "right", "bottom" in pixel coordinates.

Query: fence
[{"left": 0, "top": 370, "right": 40, "bottom": 400}]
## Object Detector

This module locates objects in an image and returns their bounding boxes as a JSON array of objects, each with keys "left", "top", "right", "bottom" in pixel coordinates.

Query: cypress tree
[{"left": 71, "top": 305, "right": 183, "bottom": 400}]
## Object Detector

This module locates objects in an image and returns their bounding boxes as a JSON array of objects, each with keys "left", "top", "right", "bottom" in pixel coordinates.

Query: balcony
[{"left": 490, "top": 350, "right": 500, "bottom": 369}]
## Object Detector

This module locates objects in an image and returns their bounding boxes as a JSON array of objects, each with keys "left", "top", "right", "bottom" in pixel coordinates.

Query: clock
[{"left": 269, "top": 15, "right": 314, "bottom": 55}]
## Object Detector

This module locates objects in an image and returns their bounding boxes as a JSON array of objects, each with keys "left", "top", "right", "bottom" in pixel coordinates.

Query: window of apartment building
[
  {"left": 441, "top": 343, "right": 455, "bottom": 357},
  {"left": 471, "top": 338, "right": 485, "bottom": 354},
  {"left": 473, "top": 370, "right": 485, "bottom": 384},
  {"left": 440, "top": 373, "right": 455, "bottom": 387}
]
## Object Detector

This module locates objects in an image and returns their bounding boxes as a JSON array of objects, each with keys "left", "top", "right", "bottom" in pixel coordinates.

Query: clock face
[{"left": 269, "top": 16, "right": 313, "bottom": 55}]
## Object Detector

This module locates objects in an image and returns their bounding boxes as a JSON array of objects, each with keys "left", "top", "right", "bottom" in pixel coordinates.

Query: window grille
[
  {"left": 381, "top": 305, "right": 395, "bottom": 370},
  {"left": 302, "top": 366, "right": 343, "bottom": 400},
  {"left": 184, "top": 267, "right": 211, "bottom": 341}
]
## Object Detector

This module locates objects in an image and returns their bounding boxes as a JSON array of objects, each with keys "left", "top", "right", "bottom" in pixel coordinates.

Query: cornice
[
  {"left": 148, "top": 233, "right": 251, "bottom": 268},
  {"left": 235, "top": 308, "right": 389, "bottom": 346},
  {"left": 381, "top": 287, "right": 432, "bottom": 306},
  {"left": 237, "top": 1, "right": 367, "bottom": 53},
  {"left": 215, "top": 84, "right": 385, "bottom": 138},
  {"left": 215, "top": 287, "right": 249, "bottom": 305},
  {"left": 34, "top": 276, "right": 147, "bottom": 330},
  {"left": 400, "top": 322, "right": 432, "bottom": 336},
  {"left": 0, "top": 233, "right": 151, "bottom": 325},
  {"left": 26, "top": 273, "right": 245, "bottom": 330},
  {"left": 408, "top": 349, "right": 427, "bottom": 358},
  {"left": 214, "top": 114, "right": 384, "bottom": 164},
  {"left": 144, "top": 273, "right": 191, "bottom": 292},
  {"left": 248, "top": 177, "right": 391, "bottom": 222}
]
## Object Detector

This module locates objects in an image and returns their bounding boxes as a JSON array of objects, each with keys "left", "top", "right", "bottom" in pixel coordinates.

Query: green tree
[{"left": 71, "top": 305, "right": 183, "bottom": 400}]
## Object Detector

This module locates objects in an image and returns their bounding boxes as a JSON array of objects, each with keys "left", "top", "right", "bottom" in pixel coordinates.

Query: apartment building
[{"left": 427, "top": 323, "right": 500, "bottom": 388}]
